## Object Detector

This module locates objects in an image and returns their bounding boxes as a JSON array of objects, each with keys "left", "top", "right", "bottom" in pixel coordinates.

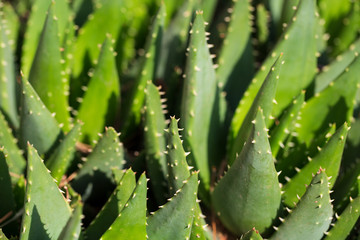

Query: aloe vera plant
[{"left": 0, "top": 0, "right": 360, "bottom": 239}]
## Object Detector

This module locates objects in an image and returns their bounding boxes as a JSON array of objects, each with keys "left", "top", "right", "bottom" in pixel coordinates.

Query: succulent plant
[{"left": 0, "top": 0, "right": 360, "bottom": 239}]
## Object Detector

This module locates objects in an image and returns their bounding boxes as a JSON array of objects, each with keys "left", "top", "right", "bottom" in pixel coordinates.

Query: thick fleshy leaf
[
  {"left": 165, "top": 117, "right": 208, "bottom": 239},
  {"left": 21, "top": 0, "right": 70, "bottom": 77},
  {"left": 180, "top": 12, "right": 219, "bottom": 200},
  {"left": 100, "top": 173, "right": 147, "bottom": 240},
  {"left": 0, "top": 111, "right": 26, "bottom": 183},
  {"left": 0, "top": 11, "right": 18, "bottom": 128},
  {"left": 71, "top": 127, "right": 124, "bottom": 201},
  {"left": 58, "top": 202, "right": 82, "bottom": 240},
  {"left": 28, "top": 5, "right": 70, "bottom": 130},
  {"left": 46, "top": 122, "right": 82, "bottom": 183},
  {"left": 84, "top": 169, "right": 136, "bottom": 240},
  {"left": 121, "top": 5, "right": 165, "bottom": 138},
  {"left": 297, "top": 55, "right": 360, "bottom": 145},
  {"left": 228, "top": 55, "right": 282, "bottom": 165},
  {"left": 230, "top": 0, "right": 317, "bottom": 143},
  {"left": 282, "top": 123, "right": 348, "bottom": 207},
  {"left": 241, "top": 228, "right": 264, "bottom": 240},
  {"left": 147, "top": 172, "right": 198, "bottom": 240},
  {"left": 324, "top": 196, "right": 360, "bottom": 240},
  {"left": 76, "top": 37, "right": 120, "bottom": 143},
  {"left": 144, "top": 82, "right": 168, "bottom": 204},
  {"left": 19, "top": 77, "right": 62, "bottom": 156},
  {"left": 216, "top": 0, "right": 254, "bottom": 111},
  {"left": 213, "top": 110, "right": 281, "bottom": 235},
  {"left": 72, "top": 0, "right": 126, "bottom": 78},
  {"left": 20, "top": 144, "right": 71, "bottom": 240},
  {"left": 270, "top": 169, "right": 333, "bottom": 240},
  {"left": 270, "top": 91, "right": 305, "bottom": 157}
]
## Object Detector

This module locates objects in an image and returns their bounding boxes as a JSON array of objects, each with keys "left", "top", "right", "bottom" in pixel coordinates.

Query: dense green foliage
[{"left": 0, "top": 0, "right": 360, "bottom": 239}]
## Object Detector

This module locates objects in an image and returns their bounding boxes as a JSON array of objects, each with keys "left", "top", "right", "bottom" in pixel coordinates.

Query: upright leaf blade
[
  {"left": 28, "top": 5, "right": 70, "bottom": 130},
  {"left": 270, "top": 169, "right": 333, "bottom": 240},
  {"left": 20, "top": 144, "right": 71, "bottom": 240},
  {"left": 213, "top": 110, "right": 281, "bottom": 235},
  {"left": 76, "top": 37, "right": 120, "bottom": 143},
  {"left": 100, "top": 173, "right": 147, "bottom": 240}
]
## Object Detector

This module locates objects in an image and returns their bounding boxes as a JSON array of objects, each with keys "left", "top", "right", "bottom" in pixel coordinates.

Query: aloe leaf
[
  {"left": 144, "top": 81, "right": 168, "bottom": 204},
  {"left": 19, "top": 76, "right": 62, "bottom": 156},
  {"left": 121, "top": 5, "right": 165, "bottom": 139},
  {"left": 165, "top": 117, "right": 208, "bottom": 240},
  {"left": 21, "top": 0, "right": 70, "bottom": 77},
  {"left": 270, "top": 91, "right": 305, "bottom": 157},
  {"left": 0, "top": 111, "right": 26, "bottom": 183},
  {"left": 282, "top": 123, "right": 348, "bottom": 207},
  {"left": 1, "top": 3, "right": 19, "bottom": 53},
  {"left": 230, "top": 0, "right": 317, "bottom": 143},
  {"left": 199, "top": 0, "right": 217, "bottom": 23},
  {"left": 256, "top": 4, "right": 270, "bottom": 46},
  {"left": 180, "top": 12, "right": 219, "bottom": 200},
  {"left": 84, "top": 169, "right": 136, "bottom": 240},
  {"left": 72, "top": 0, "right": 126, "bottom": 78},
  {"left": 0, "top": 11, "right": 18, "bottom": 128},
  {"left": 213, "top": 109, "right": 281, "bottom": 235},
  {"left": 76, "top": 37, "right": 120, "bottom": 144},
  {"left": 297, "top": 55, "right": 360, "bottom": 145},
  {"left": 228, "top": 55, "right": 282, "bottom": 165},
  {"left": 112, "top": 168, "right": 125, "bottom": 183},
  {"left": 147, "top": 172, "right": 199, "bottom": 240},
  {"left": 100, "top": 173, "right": 147, "bottom": 240},
  {"left": 324, "top": 196, "right": 360, "bottom": 240},
  {"left": 270, "top": 169, "right": 333, "bottom": 240},
  {"left": 158, "top": 0, "right": 194, "bottom": 115},
  {"left": 268, "top": 0, "right": 284, "bottom": 36},
  {"left": 46, "top": 122, "right": 82, "bottom": 183},
  {"left": 20, "top": 144, "right": 71, "bottom": 240},
  {"left": 71, "top": 127, "right": 124, "bottom": 201},
  {"left": 58, "top": 202, "right": 82, "bottom": 240},
  {"left": 216, "top": 0, "right": 254, "bottom": 112},
  {"left": 0, "top": 150, "right": 16, "bottom": 234},
  {"left": 314, "top": 39, "right": 360, "bottom": 94},
  {"left": 61, "top": 19, "right": 76, "bottom": 86},
  {"left": 241, "top": 228, "right": 264, "bottom": 240},
  {"left": 279, "top": 0, "right": 299, "bottom": 27},
  {"left": 28, "top": 5, "right": 70, "bottom": 131}
]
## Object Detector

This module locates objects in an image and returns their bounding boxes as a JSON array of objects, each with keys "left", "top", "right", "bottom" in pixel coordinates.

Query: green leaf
[
  {"left": 28, "top": 5, "right": 70, "bottom": 131},
  {"left": 213, "top": 109, "right": 281, "bottom": 235},
  {"left": 0, "top": 11, "right": 18, "bottom": 128},
  {"left": 121, "top": 5, "right": 165, "bottom": 138},
  {"left": 314, "top": 38, "right": 360, "bottom": 94},
  {"left": 100, "top": 173, "right": 147, "bottom": 240},
  {"left": 71, "top": 127, "right": 124, "bottom": 200},
  {"left": 84, "top": 169, "right": 136, "bottom": 240},
  {"left": 1, "top": 3, "right": 19, "bottom": 53},
  {"left": 270, "top": 91, "right": 305, "bottom": 157},
  {"left": 76, "top": 37, "right": 120, "bottom": 143},
  {"left": 0, "top": 111, "right": 26, "bottom": 183},
  {"left": 58, "top": 202, "right": 82, "bottom": 240},
  {"left": 324, "top": 197, "right": 360, "bottom": 240},
  {"left": 147, "top": 172, "right": 199, "bottom": 240},
  {"left": 282, "top": 123, "right": 348, "bottom": 207},
  {"left": 144, "top": 81, "right": 168, "bottom": 204},
  {"left": 0, "top": 150, "right": 16, "bottom": 231},
  {"left": 297, "top": 55, "right": 360, "bottom": 145},
  {"left": 228, "top": 55, "right": 282, "bottom": 165},
  {"left": 21, "top": 0, "right": 70, "bottom": 77},
  {"left": 180, "top": 12, "right": 218, "bottom": 198},
  {"left": 72, "top": 0, "right": 126, "bottom": 78},
  {"left": 270, "top": 169, "right": 333, "bottom": 240},
  {"left": 19, "top": 76, "right": 62, "bottom": 156},
  {"left": 216, "top": 0, "right": 254, "bottom": 111},
  {"left": 230, "top": 0, "right": 317, "bottom": 141},
  {"left": 46, "top": 122, "right": 82, "bottom": 183},
  {"left": 165, "top": 117, "right": 208, "bottom": 240},
  {"left": 20, "top": 144, "right": 71, "bottom": 240}
]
